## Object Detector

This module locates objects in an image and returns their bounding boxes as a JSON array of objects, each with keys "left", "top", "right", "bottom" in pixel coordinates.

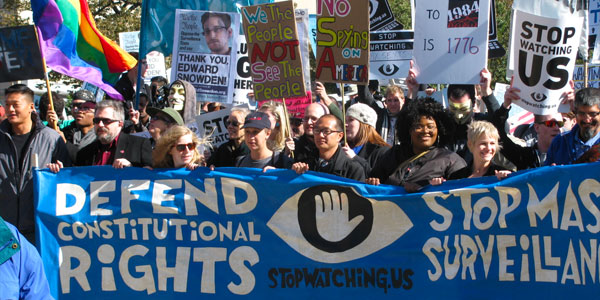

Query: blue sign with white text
[{"left": 35, "top": 163, "right": 600, "bottom": 299}]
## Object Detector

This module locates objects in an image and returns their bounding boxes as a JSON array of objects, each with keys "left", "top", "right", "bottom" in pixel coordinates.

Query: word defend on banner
[
  {"left": 241, "top": 1, "right": 306, "bottom": 102},
  {"left": 413, "top": 0, "right": 490, "bottom": 84},
  {"left": 0, "top": 25, "right": 44, "bottom": 82},
  {"left": 370, "top": 30, "right": 413, "bottom": 80},
  {"left": 511, "top": 10, "right": 583, "bottom": 114},
  {"left": 316, "top": 0, "right": 370, "bottom": 84},
  {"left": 35, "top": 162, "right": 600, "bottom": 299},
  {"left": 171, "top": 10, "right": 240, "bottom": 104}
]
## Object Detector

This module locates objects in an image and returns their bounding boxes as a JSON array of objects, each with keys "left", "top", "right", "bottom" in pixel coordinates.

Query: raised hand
[{"left": 314, "top": 189, "right": 364, "bottom": 242}]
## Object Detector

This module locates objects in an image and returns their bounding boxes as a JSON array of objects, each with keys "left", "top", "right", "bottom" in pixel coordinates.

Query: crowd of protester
[{"left": 1, "top": 53, "right": 600, "bottom": 297}]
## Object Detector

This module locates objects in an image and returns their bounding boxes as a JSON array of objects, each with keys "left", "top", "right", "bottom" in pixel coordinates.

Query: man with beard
[
  {"left": 545, "top": 87, "right": 600, "bottom": 165},
  {"left": 75, "top": 100, "right": 152, "bottom": 167}
]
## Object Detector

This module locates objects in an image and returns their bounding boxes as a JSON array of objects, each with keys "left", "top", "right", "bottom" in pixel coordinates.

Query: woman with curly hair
[
  {"left": 341, "top": 103, "right": 390, "bottom": 176},
  {"left": 367, "top": 97, "right": 467, "bottom": 193},
  {"left": 258, "top": 100, "right": 294, "bottom": 154},
  {"left": 152, "top": 125, "right": 208, "bottom": 169}
]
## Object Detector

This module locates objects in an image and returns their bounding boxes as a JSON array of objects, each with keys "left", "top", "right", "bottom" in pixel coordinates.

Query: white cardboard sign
[
  {"left": 413, "top": 0, "right": 490, "bottom": 84},
  {"left": 511, "top": 10, "right": 582, "bottom": 114}
]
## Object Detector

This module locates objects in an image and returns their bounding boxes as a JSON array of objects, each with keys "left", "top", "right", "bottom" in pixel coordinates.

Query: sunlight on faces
[
  {"left": 384, "top": 92, "right": 403, "bottom": 114},
  {"left": 72, "top": 100, "right": 95, "bottom": 127},
  {"left": 410, "top": 116, "right": 438, "bottom": 153},
  {"left": 168, "top": 83, "right": 186, "bottom": 111},
  {"left": 94, "top": 107, "right": 122, "bottom": 144},
  {"left": 244, "top": 128, "right": 270, "bottom": 151},
  {"left": 534, "top": 113, "right": 563, "bottom": 145},
  {"left": 5, "top": 92, "right": 34, "bottom": 126},
  {"left": 345, "top": 116, "right": 360, "bottom": 142},
  {"left": 227, "top": 111, "right": 245, "bottom": 140},
  {"left": 303, "top": 103, "right": 326, "bottom": 136},
  {"left": 169, "top": 134, "right": 195, "bottom": 168},
  {"left": 149, "top": 113, "right": 172, "bottom": 141},
  {"left": 576, "top": 105, "right": 600, "bottom": 141},
  {"left": 471, "top": 135, "right": 497, "bottom": 165},
  {"left": 314, "top": 117, "right": 343, "bottom": 152}
]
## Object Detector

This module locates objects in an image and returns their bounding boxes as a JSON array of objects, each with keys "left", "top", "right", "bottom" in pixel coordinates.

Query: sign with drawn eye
[
  {"left": 510, "top": 10, "right": 583, "bottom": 114},
  {"left": 369, "top": 30, "right": 413, "bottom": 80},
  {"left": 413, "top": 0, "right": 490, "bottom": 84}
]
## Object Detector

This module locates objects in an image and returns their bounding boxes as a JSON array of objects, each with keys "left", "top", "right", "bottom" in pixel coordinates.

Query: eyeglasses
[
  {"left": 174, "top": 143, "right": 196, "bottom": 152},
  {"left": 152, "top": 115, "right": 173, "bottom": 124},
  {"left": 203, "top": 26, "right": 227, "bottom": 36},
  {"left": 536, "top": 120, "right": 564, "bottom": 128},
  {"left": 93, "top": 117, "right": 119, "bottom": 125},
  {"left": 314, "top": 128, "right": 341, "bottom": 136},
  {"left": 226, "top": 120, "right": 243, "bottom": 127},
  {"left": 72, "top": 102, "right": 95, "bottom": 112},
  {"left": 576, "top": 111, "right": 600, "bottom": 118},
  {"left": 412, "top": 124, "right": 437, "bottom": 132}
]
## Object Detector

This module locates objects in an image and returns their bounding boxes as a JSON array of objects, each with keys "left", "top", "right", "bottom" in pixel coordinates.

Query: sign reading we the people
[
  {"left": 171, "top": 10, "right": 240, "bottom": 104},
  {"left": 241, "top": 1, "right": 306, "bottom": 102},
  {"left": 413, "top": 0, "right": 490, "bottom": 84},
  {"left": 316, "top": 0, "right": 370, "bottom": 84},
  {"left": 511, "top": 10, "right": 583, "bottom": 114}
]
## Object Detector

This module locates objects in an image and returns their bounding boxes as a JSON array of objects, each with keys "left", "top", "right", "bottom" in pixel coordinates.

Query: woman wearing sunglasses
[{"left": 152, "top": 126, "right": 208, "bottom": 169}]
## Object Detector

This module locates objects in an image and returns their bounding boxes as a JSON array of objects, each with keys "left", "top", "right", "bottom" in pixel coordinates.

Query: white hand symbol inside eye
[{"left": 315, "top": 189, "right": 364, "bottom": 242}]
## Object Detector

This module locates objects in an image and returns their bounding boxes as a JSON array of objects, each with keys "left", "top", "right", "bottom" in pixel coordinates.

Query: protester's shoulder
[{"left": 36, "top": 124, "right": 63, "bottom": 142}]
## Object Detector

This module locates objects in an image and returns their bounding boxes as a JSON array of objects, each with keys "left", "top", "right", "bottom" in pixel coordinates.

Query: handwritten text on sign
[
  {"left": 241, "top": 1, "right": 306, "bottom": 101},
  {"left": 413, "top": 0, "right": 490, "bottom": 84},
  {"left": 316, "top": 0, "right": 370, "bottom": 84}
]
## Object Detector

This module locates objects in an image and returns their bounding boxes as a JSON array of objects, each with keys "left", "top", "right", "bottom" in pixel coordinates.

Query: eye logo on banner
[
  {"left": 448, "top": 0, "right": 480, "bottom": 28},
  {"left": 369, "top": 0, "right": 379, "bottom": 19},
  {"left": 378, "top": 64, "right": 400, "bottom": 76},
  {"left": 268, "top": 185, "right": 413, "bottom": 263}
]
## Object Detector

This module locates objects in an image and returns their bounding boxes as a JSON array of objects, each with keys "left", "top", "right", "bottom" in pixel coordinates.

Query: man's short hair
[
  {"left": 448, "top": 84, "right": 475, "bottom": 101},
  {"left": 5, "top": 84, "right": 34, "bottom": 103},
  {"left": 39, "top": 92, "right": 64, "bottom": 120},
  {"left": 201, "top": 12, "right": 231, "bottom": 28},
  {"left": 318, "top": 114, "right": 343, "bottom": 132},
  {"left": 96, "top": 100, "right": 125, "bottom": 122},
  {"left": 574, "top": 87, "right": 600, "bottom": 110},
  {"left": 151, "top": 76, "right": 168, "bottom": 85}
]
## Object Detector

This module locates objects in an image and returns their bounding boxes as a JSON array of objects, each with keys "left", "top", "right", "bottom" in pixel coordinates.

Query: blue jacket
[
  {"left": 545, "top": 124, "right": 600, "bottom": 165},
  {"left": 0, "top": 218, "right": 52, "bottom": 299}
]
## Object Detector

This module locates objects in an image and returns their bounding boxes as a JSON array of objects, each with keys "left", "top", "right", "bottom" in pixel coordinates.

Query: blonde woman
[
  {"left": 152, "top": 125, "right": 208, "bottom": 169},
  {"left": 258, "top": 100, "right": 294, "bottom": 154}
]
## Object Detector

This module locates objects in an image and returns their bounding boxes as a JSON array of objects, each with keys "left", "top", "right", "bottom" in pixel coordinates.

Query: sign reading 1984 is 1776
[
  {"left": 413, "top": 0, "right": 490, "bottom": 84},
  {"left": 241, "top": 1, "right": 306, "bottom": 102},
  {"left": 511, "top": 10, "right": 583, "bottom": 115},
  {"left": 171, "top": 10, "right": 240, "bottom": 104},
  {"left": 316, "top": 0, "right": 370, "bottom": 84}
]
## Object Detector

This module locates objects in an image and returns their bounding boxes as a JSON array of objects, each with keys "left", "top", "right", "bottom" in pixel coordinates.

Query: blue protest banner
[{"left": 35, "top": 163, "right": 600, "bottom": 299}]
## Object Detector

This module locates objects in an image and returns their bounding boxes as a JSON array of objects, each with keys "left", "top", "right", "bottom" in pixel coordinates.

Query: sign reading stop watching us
[
  {"left": 511, "top": 10, "right": 583, "bottom": 114},
  {"left": 413, "top": 0, "right": 490, "bottom": 84}
]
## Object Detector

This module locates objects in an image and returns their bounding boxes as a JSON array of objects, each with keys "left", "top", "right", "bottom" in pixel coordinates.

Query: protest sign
[
  {"left": 413, "top": 0, "right": 490, "bottom": 84},
  {"left": 0, "top": 25, "right": 44, "bottom": 82},
  {"left": 232, "top": 36, "right": 256, "bottom": 107},
  {"left": 295, "top": 9, "right": 311, "bottom": 91},
  {"left": 171, "top": 10, "right": 240, "bottom": 104},
  {"left": 487, "top": 0, "right": 506, "bottom": 58},
  {"left": 573, "top": 64, "right": 600, "bottom": 90},
  {"left": 369, "top": 0, "right": 403, "bottom": 32},
  {"left": 257, "top": 91, "right": 312, "bottom": 119},
  {"left": 194, "top": 108, "right": 232, "bottom": 149},
  {"left": 118, "top": 31, "right": 140, "bottom": 52},
  {"left": 591, "top": 0, "right": 600, "bottom": 49},
  {"left": 144, "top": 51, "right": 167, "bottom": 83},
  {"left": 316, "top": 0, "right": 370, "bottom": 84},
  {"left": 309, "top": 14, "right": 317, "bottom": 56},
  {"left": 511, "top": 10, "right": 583, "bottom": 114},
  {"left": 241, "top": 1, "right": 306, "bottom": 101},
  {"left": 82, "top": 82, "right": 106, "bottom": 103},
  {"left": 36, "top": 162, "right": 600, "bottom": 299},
  {"left": 369, "top": 30, "right": 413, "bottom": 80}
]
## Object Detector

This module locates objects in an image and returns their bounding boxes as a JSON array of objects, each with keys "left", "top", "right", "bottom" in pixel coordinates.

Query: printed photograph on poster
[
  {"left": 369, "top": 30, "right": 413, "bottom": 80},
  {"left": 241, "top": 1, "right": 306, "bottom": 102},
  {"left": 511, "top": 10, "right": 583, "bottom": 114},
  {"left": 413, "top": 0, "right": 490, "bottom": 84},
  {"left": 316, "top": 0, "right": 370, "bottom": 84},
  {"left": 171, "top": 10, "right": 239, "bottom": 104}
]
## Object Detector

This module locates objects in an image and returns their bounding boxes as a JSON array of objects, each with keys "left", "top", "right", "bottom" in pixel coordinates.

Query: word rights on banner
[
  {"left": 316, "top": 0, "right": 370, "bottom": 84},
  {"left": 511, "top": 10, "right": 583, "bottom": 115},
  {"left": 242, "top": 1, "right": 306, "bottom": 102},
  {"left": 171, "top": 10, "right": 240, "bottom": 104},
  {"left": 413, "top": 0, "right": 490, "bottom": 84},
  {"left": 35, "top": 163, "right": 600, "bottom": 299}
]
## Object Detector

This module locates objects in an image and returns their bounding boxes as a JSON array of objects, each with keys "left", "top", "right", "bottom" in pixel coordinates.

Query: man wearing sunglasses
[
  {"left": 208, "top": 107, "right": 250, "bottom": 167},
  {"left": 55, "top": 90, "right": 98, "bottom": 162},
  {"left": 0, "top": 84, "right": 71, "bottom": 243},
  {"left": 492, "top": 88, "right": 566, "bottom": 170},
  {"left": 144, "top": 107, "right": 184, "bottom": 147},
  {"left": 73, "top": 100, "right": 152, "bottom": 168},
  {"left": 546, "top": 87, "right": 600, "bottom": 165}
]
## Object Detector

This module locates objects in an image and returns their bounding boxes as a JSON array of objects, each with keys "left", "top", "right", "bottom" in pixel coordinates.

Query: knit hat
[{"left": 347, "top": 103, "right": 377, "bottom": 128}]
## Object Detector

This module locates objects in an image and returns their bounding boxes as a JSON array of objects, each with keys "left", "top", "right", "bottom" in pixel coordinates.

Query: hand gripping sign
[{"left": 510, "top": 10, "right": 583, "bottom": 114}]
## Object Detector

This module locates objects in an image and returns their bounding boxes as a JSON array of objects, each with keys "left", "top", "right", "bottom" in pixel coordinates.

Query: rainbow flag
[{"left": 32, "top": 0, "right": 137, "bottom": 100}]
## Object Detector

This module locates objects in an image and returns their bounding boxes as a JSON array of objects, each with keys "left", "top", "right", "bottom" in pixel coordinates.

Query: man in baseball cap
[
  {"left": 145, "top": 107, "right": 185, "bottom": 147},
  {"left": 58, "top": 89, "right": 98, "bottom": 161}
]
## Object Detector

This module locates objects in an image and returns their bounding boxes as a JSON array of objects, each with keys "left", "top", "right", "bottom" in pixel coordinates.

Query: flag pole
[
  {"left": 281, "top": 98, "right": 294, "bottom": 158},
  {"left": 341, "top": 87, "right": 346, "bottom": 146},
  {"left": 35, "top": 25, "right": 58, "bottom": 130}
]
